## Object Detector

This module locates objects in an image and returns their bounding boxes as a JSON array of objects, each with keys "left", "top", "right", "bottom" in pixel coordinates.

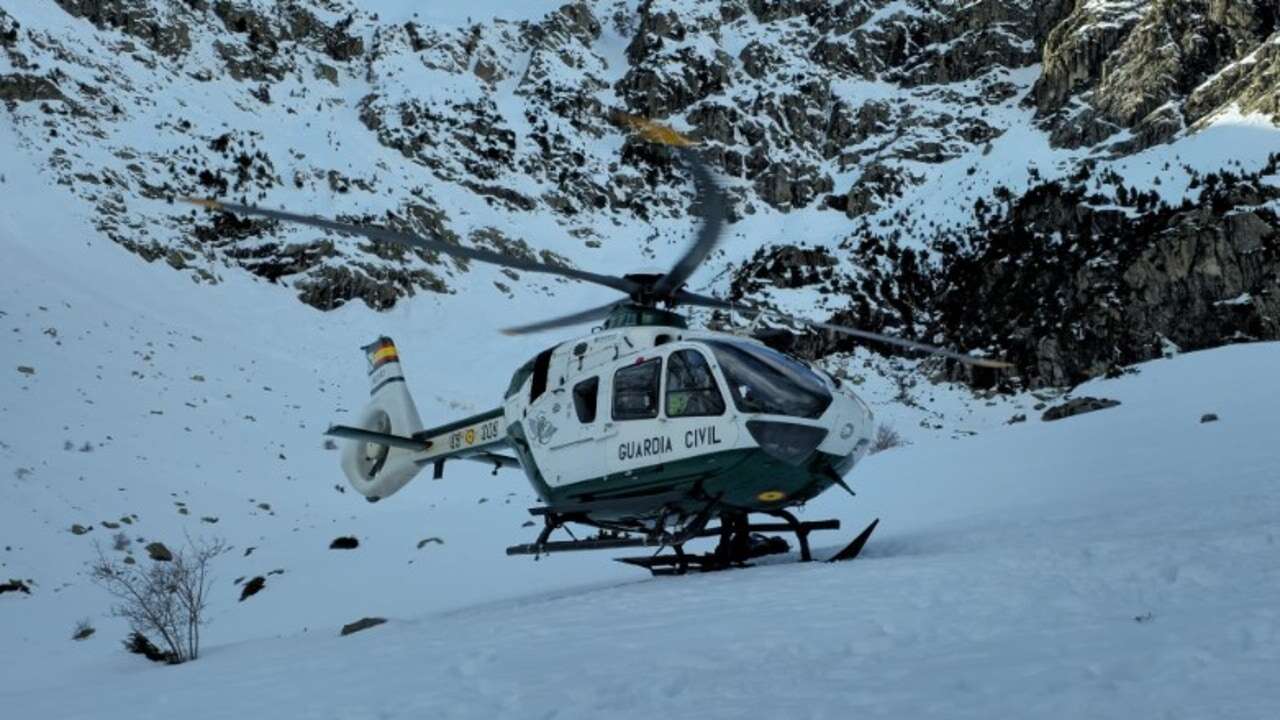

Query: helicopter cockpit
[{"left": 700, "top": 339, "right": 832, "bottom": 420}]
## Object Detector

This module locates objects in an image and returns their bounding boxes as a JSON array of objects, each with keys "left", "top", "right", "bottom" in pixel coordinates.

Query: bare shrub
[
  {"left": 870, "top": 424, "right": 906, "bottom": 454},
  {"left": 90, "top": 535, "right": 229, "bottom": 664},
  {"left": 72, "top": 618, "right": 95, "bottom": 641},
  {"left": 112, "top": 531, "right": 131, "bottom": 552}
]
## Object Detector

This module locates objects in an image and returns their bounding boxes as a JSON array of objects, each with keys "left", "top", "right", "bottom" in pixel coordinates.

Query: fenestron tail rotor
[{"left": 181, "top": 115, "right": 1009, "bottom": 370}]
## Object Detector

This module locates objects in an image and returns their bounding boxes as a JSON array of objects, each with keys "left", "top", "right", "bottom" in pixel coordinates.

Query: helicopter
[{"left": 187, "top": 115, "right": 1009, "bottom": 575}]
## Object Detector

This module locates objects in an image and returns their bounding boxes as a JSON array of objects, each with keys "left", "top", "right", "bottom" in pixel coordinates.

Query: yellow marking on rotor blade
[
  {"left": 181, "top": 197, "right": 224, "bottom": 210},
  {"left": 757, "top": 490, "right": 786, "bottom": 503},
  {"left": 614, "top": 112, "right": 696, "bottom": 148}
]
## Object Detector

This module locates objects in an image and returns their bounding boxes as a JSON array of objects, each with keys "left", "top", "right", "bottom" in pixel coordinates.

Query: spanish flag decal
[{"left": 365, "top": 337, "right": 399, "bottom": 372}]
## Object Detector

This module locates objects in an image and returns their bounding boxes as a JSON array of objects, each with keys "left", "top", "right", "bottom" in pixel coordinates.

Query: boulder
[
  {"left": 341, "top": 617, "right": 387, "bottom": 636},
  {"left": 145, "top": 542, "right": 173, "bottom": 561},
  {"left": 1042, "top": 397, "right": 1121, "bottom": 422},
  {"left": 239, "top": 576, "right": 265, "bottom": 601}
]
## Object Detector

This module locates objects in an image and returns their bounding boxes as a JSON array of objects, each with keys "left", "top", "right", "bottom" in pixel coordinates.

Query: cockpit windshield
[{"left": 705, "top": 340, "right": 832, "bottom": 419}]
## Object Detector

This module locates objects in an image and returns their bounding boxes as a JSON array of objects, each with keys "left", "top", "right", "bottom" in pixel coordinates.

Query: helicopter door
[
  {"left": 605, "top": 349, "right": 738, "bottom": 477},
  {"left": 604, "top": 356, "right": 664, "bottom": 476},
  {"left": 541, "top": 375, "right": 606, "bottom": 487},
  {"left": 658, "top": 348, "right": 736, "bottom": 465}
]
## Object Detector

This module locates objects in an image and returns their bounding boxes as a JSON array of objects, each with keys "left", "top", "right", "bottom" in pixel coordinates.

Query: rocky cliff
[{"left": 2, "top": 0, "right": 1278, "bottom": 388}]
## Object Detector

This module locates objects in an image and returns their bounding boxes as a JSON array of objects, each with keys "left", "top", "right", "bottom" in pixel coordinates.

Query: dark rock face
[
  {"left": 340, "top": 616, "right": 386, "bottom": 636},
  {"left": 7, "top": 0, "right": 1280, "bottom": 383},
  {"left": 734, "top": 244, "right": 840, "bottom": 297},
  {"left": 54, "top": 0, "right": 193, "bottom": 57},
  {"left": 738, "top": 156, "right": 1280, "bottom": 389},
  {"left": 0, "top": 74, "right": 67, "bottom": 105},
  {"left": 934, "top": 172, "right": 1280, "bottom": 387},
  {"left": 1042, "top": 397, "right": 1121, "bottom": 421},
  {"left": 1035, "top": 0, "right": 1280, "bottom": 151}
]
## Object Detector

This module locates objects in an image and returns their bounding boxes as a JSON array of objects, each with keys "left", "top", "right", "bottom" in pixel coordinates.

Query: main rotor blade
[
  {"left": 675, "top": 290, "right": 1012, "bottom": 369},
  {"left": 500, "top": 301, "right": 620, "bottom": 336},
  {"left": 650, "top": 146, "right": 726, "bottom": 298},
  {"left": 181, "top": 198, "right": 641, "bottom": 296}
]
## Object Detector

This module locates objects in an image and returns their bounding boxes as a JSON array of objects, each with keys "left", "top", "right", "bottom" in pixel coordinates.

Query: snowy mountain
[
  {"left": 3, "top": 2, "right": 1280, "bottom": 718},
  {"left": 3, "top": 0, "right": 1278, "bottom": 386}
]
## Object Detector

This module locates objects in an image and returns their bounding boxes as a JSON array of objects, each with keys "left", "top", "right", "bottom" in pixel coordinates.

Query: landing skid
[
  {"left": 505, "top": 506, "right": 880, "bottom": 576},
  {"left": 616, "top": 515, "right": 881, "bottom": 576}
]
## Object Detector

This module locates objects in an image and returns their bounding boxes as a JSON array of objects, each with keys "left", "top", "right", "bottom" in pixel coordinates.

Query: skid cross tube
[{"left": 506, "top": 535, "right": 666, "bottom": 556}]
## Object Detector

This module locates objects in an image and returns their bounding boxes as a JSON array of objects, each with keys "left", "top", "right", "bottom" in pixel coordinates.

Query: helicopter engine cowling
[{"left": 339, "top": 338, "right": 426, "bottom": 502}]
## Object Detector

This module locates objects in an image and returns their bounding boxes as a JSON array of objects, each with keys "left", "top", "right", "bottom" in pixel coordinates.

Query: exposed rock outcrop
[
  {"left": 1036, "top": 0, "right": 1280, "bottom": 150},
  {"left": 1042, "top": 397, "right": 1121, "bottom": 421}
]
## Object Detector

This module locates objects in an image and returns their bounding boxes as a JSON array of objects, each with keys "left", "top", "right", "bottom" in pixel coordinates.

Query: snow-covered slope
[
  {"left": 3, "top": 3, "right": 1280, "bottom": 717},
  {"left": 4, "top": 109, "right": 1280, "bottom": 717}
]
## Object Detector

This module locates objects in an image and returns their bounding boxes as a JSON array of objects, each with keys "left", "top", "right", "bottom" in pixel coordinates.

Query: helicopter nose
[{"left": 745, "top": 421, "right": 828, "bottom": 466}]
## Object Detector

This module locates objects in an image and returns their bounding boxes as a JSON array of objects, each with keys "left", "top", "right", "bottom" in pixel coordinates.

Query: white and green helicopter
[{"left": 190, "top": 117, "right": 1008, "bottom": 574}]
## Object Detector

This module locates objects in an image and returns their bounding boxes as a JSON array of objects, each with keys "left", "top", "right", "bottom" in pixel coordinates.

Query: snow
[
  {"left": 1216, "top": 293, "right": 1253, "bottom": 306},
  {"left": 5, "top": 101, "right": 1280, "bottom": 716}
]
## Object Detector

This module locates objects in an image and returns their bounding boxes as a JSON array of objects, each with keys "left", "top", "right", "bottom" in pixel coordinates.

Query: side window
[
  {"left": 572, "top": 377, "right": 598, "bottom": 424},
  {"left": 612, "top": 358, "right": 661, "bottom": 420},
  {"left": 666, "top": 349, "right": 725, "bottom": 417}
]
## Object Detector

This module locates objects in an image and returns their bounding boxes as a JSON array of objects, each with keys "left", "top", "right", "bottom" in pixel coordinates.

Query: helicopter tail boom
[{"left": 333, "top": 338, "right": 517, "bottom": 502}]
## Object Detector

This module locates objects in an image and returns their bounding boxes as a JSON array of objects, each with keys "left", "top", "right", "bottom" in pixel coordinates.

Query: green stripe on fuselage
[{"left": 508, "top": 421, "right": 848, "bottom": 522}]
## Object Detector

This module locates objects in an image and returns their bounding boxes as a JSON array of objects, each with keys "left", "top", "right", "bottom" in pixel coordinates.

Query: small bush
[
  {"left": 90, "top": 535, "right": 229, "bottom": 664},
  {"left": 870, "top": 424, "right": 905, "bottom": 454},
  {"left": 72, "top": 618, "right": 95, "bottom": 641},
  {"left": 112, "top": 532, "right": 131, "bottom": 552}
]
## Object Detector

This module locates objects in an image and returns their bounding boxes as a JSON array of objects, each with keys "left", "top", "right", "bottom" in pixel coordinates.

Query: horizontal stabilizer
[
  {"left": 461, "top": 452, "right": 522, "bottom": 470},
  {"left": 326, "top": 424, "right": 431, "bottom": 452}
]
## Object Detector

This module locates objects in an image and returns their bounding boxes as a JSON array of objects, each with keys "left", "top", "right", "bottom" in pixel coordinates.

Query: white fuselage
[{"left": 502, "top": 324, "right": 875, "bottom": 491}]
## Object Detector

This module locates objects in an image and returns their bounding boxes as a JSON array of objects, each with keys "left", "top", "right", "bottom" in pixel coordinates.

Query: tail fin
[{"left": 339, "top": 337, "right": 426, "bottom": 501}]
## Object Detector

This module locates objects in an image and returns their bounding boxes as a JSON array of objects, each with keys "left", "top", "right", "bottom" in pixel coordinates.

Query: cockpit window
[
  {"left": 666, "top": 349, "right": 725, "bottom": 417},
  {"left": 705, "top": 340, "right": 832, "bottom": 419},
  {"left": 612, "top": 358, "right": 661, "bottom": 420}
]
